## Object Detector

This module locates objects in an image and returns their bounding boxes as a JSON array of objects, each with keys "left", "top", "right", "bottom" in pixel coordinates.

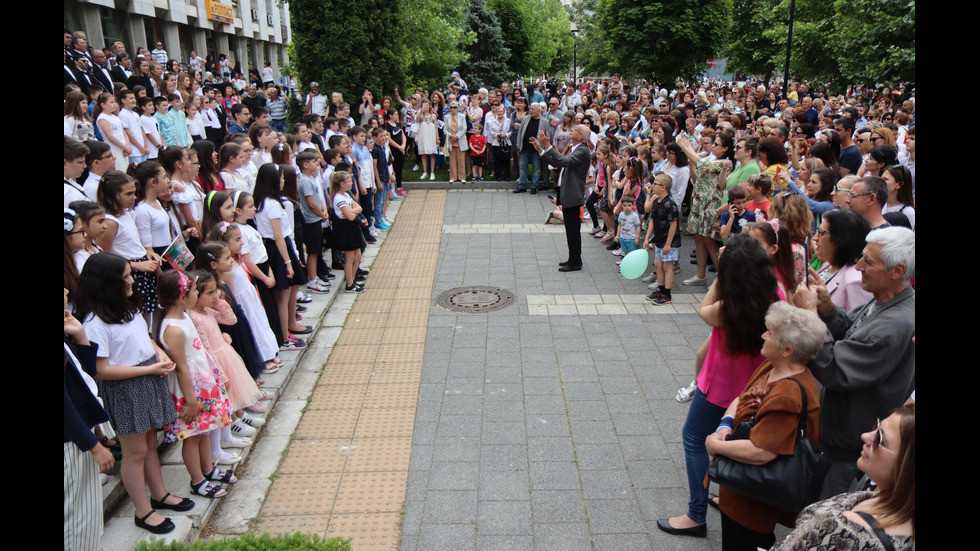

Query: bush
[{"left": 135, "top": 533, "right": 353, "bottom": 551}]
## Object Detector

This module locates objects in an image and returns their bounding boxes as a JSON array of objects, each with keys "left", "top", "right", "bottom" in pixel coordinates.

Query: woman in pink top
[{"left": 657, "top": 234, "right": 784, "bottom": 539}]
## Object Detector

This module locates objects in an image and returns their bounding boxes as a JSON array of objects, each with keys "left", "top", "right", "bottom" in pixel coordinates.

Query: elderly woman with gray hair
[{"left": 704, "top": 301, "right": 825, "bottom": 550}]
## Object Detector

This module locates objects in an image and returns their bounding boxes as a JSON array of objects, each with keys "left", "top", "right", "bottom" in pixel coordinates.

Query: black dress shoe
[
  {"left": 150, "top": 492, "right": 194, "bottom": 512},
  {"left": 558, "top": 263, "right": 582, "bottom": 272},
  {"left": 513, "top": 188, "right": 526, "bottom": 193},
  {"left": 530, "top": 188, "right": 537, "bottom": 194},
  {"left": 559, "top": 260, "right": 569, "bottom": 266},
  {"left": 656, "top": 518, "right": 706, "bottom": 537},
  {"left": 135, "top": 511, "right": 176, "bottom": 535}
]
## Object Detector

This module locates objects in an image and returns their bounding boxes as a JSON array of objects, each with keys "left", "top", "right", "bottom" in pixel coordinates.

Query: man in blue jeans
[{"left": 514, "top": 103, "right": 543, "bottom": 194}]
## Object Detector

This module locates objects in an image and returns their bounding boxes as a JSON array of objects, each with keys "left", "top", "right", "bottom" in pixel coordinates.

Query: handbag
[
  {"left": 499, "top": 138, "right": 512, "bottom": 155},
  {"left": 707, "top": 378, "right": 829, "bottom": 515}
]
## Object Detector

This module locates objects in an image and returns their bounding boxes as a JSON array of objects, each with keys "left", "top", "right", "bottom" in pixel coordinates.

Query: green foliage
[
  {"left": 723, "top": 0, "right": 780, "bottom": 80},
  {"left": 458, "top": 0, "right": 512, "bottom": 89},
  {"left": 595, "top": 0, "right": 732, "bottom": 84},
  {"left": 286, "top": 94, "right": 304, "bottom": 127},
  {"left": 289, "top": 0, "right": 404, "bottom": 101},
  {"left": 532, "top": 0, "right": 574, "bottom": 76},
  {"left": 400, "top": 0, "right": 470, "bottom": 91},
  {"left": 135, "top": 533, "right": 353, "bottom": 551},
  {"left": 488, "top": 0, "right": 535, "bottom": 75},
  {"left": 833, "top": 0, "right": 915, "bottom": 86}
]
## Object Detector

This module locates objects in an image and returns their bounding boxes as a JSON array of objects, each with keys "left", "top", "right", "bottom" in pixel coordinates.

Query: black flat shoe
[
  {"left": 513, "top": 188, "right": 526, "bottom": 193},
  {"left": 656, "top": 518, "right": 706, "bottom": 537},
  {"left": 708, "top": 493, "right": 720, "bottom": 510},
  {"left": 150, "top": 492, "right": 195, "bottom": 512},
  {"left": 291, "top": 325, "right": 313, "bottom": 335},
  {"left": 135, "top": 511, "right": 176, "bottom": 534},
  {"left": 530, "top": 188, "right": 538, "bottom": 194},
  {"left": 559, "top": 260, "right": 569, "bottom": 266},
  {"left": 559, "top": 264, "right": 583, "bottom": 272}
]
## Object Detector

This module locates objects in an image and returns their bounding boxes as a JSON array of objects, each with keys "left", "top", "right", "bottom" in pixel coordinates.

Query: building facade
[{"left": 65, "top": 0, "right": 290, "bottom": 79}]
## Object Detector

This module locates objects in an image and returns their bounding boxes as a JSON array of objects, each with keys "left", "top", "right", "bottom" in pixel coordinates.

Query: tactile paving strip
[
  {"left": 279, "top": 439, "right": 353, "bottom": 474},
  {"left": 354, "top": 407, "right": 416, "bottom": 438},
  {"left": 342, "top": 437, "right": 413, "bottom": 472},
  {"left": 362, "top": 382, "right": 421, "bottom": 409},
  {"left": 258, "top": 191, "right": 446, "bottom": 550},
  {"left": 375, "top": 343, "right": 424, "bottom": 364},
  {"left": 326, "top": 513, "right": 403, "bottom": 551},
  {"left": 254, "top": 515, "right": 330, "bottom": 537},
  {"left": 294, "top": 410, "right": 360, "bottom": 440},
  {"left": 332, "top": 471, "right": 409, "bottom": 513},
  {"left": 307, "top": 385, "right": 367, "bottom": 410},
  {"left": 261, "top": 473, "right": 343, "bottom": 515}
]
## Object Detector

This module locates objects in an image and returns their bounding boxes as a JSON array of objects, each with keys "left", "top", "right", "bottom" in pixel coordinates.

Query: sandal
[
  {"left": 150, "top": 492, "right": 195, "bottom": 511},
  {"left": 204, "top": 466, "right": 238, "bottom": 484},
  {"left": 135, "top": 510, "right": 175, "bottom": 534},
  {"left": 191, "top": 478, "right": 227, "bottom": 498}
]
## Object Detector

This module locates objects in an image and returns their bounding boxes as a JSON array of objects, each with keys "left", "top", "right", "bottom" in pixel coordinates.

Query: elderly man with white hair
[{"left": 793, "top": 226, "right": 915, "bottom": 500}]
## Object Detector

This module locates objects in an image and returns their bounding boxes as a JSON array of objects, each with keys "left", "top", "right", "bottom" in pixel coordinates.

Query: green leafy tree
[
  {"left": 288, "top": 0, "right": 405, "bottom": 103},
  {"left": 723, "top": 0, "right": 780, "bottom": 81},
  {"left": 595, "top": 0, "right": 732, "bottom": 84},
  {"left": 457, "top": 0, "right": 512, "bottom": 89},
  {"left": 400, "top": 0, "right": 470, "bottom": 91},
  {"left": 833, "top": 0, "right": 914, "bottom": 86},
  {"left": 488, "top": 0, "right": 536, "bottom": 75},
  {"left": 527, "top": 0, "right": 574, "bottom": 76}
]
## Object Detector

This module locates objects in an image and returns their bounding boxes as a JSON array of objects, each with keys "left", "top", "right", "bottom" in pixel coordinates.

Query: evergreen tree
[{"left": 457, "top": 0, "right": 512, "bottom": 89}]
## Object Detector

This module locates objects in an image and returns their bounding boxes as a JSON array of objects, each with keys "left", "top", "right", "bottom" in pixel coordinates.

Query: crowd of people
[{"left": 65, "top": 28, "right": 915, "bottom": 551}]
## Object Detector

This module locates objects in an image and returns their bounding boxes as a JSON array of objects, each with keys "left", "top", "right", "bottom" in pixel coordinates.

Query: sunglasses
[{"left": 870, "top": 419, "right": 896, "bottom": 454}]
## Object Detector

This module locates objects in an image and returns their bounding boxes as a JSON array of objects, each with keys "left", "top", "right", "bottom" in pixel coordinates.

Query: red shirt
[{"left": 468, "top": 135, "right": 486, "bottom": 157}]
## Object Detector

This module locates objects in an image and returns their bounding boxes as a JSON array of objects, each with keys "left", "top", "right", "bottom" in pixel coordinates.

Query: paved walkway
[{"left": 253, "top": 188, "right": 757, "bottom": 550}]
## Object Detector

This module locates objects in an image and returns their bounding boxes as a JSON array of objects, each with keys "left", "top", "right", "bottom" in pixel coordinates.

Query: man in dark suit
[
  {"left": 530, "top": 124, "right": 592, "bottom": 271},
  {"left": 110, "top": 53, "right": 132, "bottom": 84},
  {"left": 90, "top": 49, "right": 114, "bottom": 92}
]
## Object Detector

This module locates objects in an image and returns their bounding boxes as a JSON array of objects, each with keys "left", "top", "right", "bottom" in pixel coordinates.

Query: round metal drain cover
[{"left": 436, "top": 286, "right": 517, "bottom": 313}]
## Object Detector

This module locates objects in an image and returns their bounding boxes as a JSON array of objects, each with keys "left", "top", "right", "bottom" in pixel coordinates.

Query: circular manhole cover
[{"left": 436, "top": 286, "right": 517, "bottom": 313}]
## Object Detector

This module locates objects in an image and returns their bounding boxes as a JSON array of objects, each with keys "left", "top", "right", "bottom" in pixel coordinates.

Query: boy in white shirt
[
  {"left": 118, "top": 90, "right": 148, "bottom": 164},
  {"left": 138, "top": 97, "right": 163, "bottom": 159}
]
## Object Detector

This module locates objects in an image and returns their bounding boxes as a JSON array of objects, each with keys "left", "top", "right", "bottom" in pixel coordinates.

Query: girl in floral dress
[{"left": 157, "top": 271, "right": 236, "bottom": 498}]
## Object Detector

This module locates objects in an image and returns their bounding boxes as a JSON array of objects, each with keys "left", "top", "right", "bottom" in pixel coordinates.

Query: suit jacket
[
  {"left": 541, "top": 142, "right": 591, "bottom": 208},
  {"left": 92, "top": 64, "right": 114, "bottom": 92},
  {"left": 110, "top": 65, "right": 129, "bottom": 84},
  {"left": 442, "top": 113, "right": 468, "bottom": 152},
  {"left": 516, "top": 114, "right": 544, "bottom": 152}
]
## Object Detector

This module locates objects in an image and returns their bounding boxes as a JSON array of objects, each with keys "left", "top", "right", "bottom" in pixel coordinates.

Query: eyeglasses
[
  {"left": 847, "top": 191, "right": 871, "bottom": 199},
  {"left": 870, "top": 419, "right": 896, "bottom": 454}
]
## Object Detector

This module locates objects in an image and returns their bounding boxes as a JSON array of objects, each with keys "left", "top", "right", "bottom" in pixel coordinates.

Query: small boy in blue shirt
[
  {"left": 719, "top": 186, "right": 756, "bottom": 240},
  {"left": 616, "top": 194, "right": 642, "bottom": 258}
]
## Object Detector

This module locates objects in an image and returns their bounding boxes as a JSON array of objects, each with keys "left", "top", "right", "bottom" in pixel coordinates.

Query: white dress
[
  {"left": 230, "top": 263, "right": 279, "bottom": 362},
  {"left": 416, "top": 113, "right": 438, "bottom": 155}
]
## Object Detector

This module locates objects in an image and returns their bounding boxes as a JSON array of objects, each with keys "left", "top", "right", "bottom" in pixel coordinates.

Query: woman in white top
[
  {"left": 218, "top": 143, "right": 249, "bottom": 192},
  {"left": 881, "top": 165, "right": 915, "bottom": 230},
  {"left": 96, "top": 171, "right": 162, "bottom": 321}
]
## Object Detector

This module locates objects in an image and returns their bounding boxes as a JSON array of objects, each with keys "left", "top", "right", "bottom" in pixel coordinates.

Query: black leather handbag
[{"left": 707, "top": 378, "right": 830, "bottom": 515}]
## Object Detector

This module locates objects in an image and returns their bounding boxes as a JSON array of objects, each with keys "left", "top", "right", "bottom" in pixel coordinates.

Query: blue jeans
[
  {"left": 373, "top": 183, "right": 387, "bottom": 226},
  {"left": 518, "top": 149, "right": 540, "bottom": 190},
  {"left": 683, "top": 388, "right": 726, "bottom": 524},
  {"left": 271, "top": 119, "right": 287, "bottom": 133}
]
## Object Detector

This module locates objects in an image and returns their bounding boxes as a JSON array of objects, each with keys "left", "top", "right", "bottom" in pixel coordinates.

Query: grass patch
[{"left": 136, "top": 533, "right": 352, "bottom": 550}]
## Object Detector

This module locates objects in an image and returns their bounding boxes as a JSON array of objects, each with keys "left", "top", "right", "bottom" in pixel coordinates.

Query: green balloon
[{"left": 620, "top": 249, "right": 649, "bottom": 279}]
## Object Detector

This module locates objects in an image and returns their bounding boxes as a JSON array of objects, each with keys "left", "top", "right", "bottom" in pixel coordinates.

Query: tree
[
  {"left": 457, "top": 0, "right": 511, "bottom": 89},
  {"left": 595, "top": 0, "right": 732, "bottom": 84},
  {"left": 488, "top": 0, "right": 536, "bottom": 75},
  {"left": 400, "top": 0, "right": 470, "bottom": 91},
  {"left": 834, "top": 0, "right": 915, "bottom": 86},
  {"left": 288, "top": 0, "right": 404, "bottom": 103},
  {"left": 527, "top": 0, "right": 574, "bottom": 76},
  {"left": 723, "top": 0, "right": 780, "bottom": 82}
]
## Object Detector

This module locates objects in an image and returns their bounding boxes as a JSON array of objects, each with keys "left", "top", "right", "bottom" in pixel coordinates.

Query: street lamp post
[{"left": 571, "top": 23, "right": 579, "bottom": 87}]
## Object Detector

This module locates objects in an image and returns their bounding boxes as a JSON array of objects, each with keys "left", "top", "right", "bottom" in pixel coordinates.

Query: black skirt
[{"left": 330, "top": 212, "right": 366, "bottom": 252}]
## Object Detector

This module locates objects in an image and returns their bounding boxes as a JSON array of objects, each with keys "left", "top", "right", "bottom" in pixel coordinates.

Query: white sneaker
[
  {"left": 420, "top": 172, "right": 428, "bottom": 179},
  {"left": 230, "top": 419, "right": 257, "bottom": 438},
  {"left": 240, "top": 412, "right": 266, "bottom": 427},
  {"left": 648, "top": 282, "right": 659, "bottom": 290},
  {"left": 384, "top": 216, "right": 393, "bottom": 224},
  {"left": 429, "top": 173, "right": 435, "bottom": 181},
  {"left": 221, "top": 436, "right": 253, "bottom": 448},
  {"left": 641, "top": 272, "right": 657, "bottom": 283},
  {"left": 676, "top": 380, "right": 697, "bottom": 403},
  {"left": 682, "top": 276, "right": 707, "bottom": 286},
  {"left": 213, "top": 450, "right": 241, "bottom": 465},
  {"left": 413, "top": 164, "right": 420, "bottom": 171}
]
